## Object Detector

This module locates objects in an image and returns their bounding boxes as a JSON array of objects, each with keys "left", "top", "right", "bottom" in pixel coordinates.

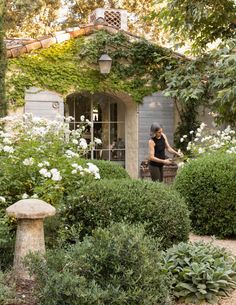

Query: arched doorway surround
[{"left": 65, "top": 92, "right": 139, "bottom": 178}]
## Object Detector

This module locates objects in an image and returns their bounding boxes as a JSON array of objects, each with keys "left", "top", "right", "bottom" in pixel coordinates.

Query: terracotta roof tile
[
  {"left": 40, "top": 37, "right": 57, "bottom": 49},
  {"left": 25, "top": 41, "right": 42, "bottom": 53},
  {"left": 5, "top": 24, "right": 189, "bottom": 60},
  {"left": 5, "top": 24, "right": 122, "bottom": 58}
]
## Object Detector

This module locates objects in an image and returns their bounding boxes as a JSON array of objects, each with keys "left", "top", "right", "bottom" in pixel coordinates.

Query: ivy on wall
[
  {"left": 6, "top": 30, "right": 183, "bottom": 107},
  {"left": 9, "top": 30, "right": 236, "bottom": 150}
]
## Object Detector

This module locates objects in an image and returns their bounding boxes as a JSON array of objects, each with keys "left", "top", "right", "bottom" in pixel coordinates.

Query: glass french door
[{"left": 65, "top": 92, "right": 125, "bottom": 167}]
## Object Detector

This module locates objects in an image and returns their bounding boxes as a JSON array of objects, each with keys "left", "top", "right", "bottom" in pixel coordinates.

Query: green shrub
[
  {"left": 0, "top": 271, "right": 15, "bottom": 302},
  {"left": 0, "top": 212, "right": 15, "bottom": 271},
  {"left": 163, "top": 241, "right": 236, "bottom": 304},
  {"left": 63, "top": 179, "right": 190, "bottom": 249},
  {"left": 77, "top": 158, "right": 130, "bottom": 179},
  {"left": 28, "top": 223, "right": 172, "bottom": 305},
  {"left": 174, "top": 153, "right": 236, "bottom": 237},
  {"left": 0, "top": 114, "right": 129, "bottom": 264}
]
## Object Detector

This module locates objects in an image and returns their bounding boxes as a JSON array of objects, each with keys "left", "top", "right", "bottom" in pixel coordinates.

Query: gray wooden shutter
[
  {"left": 138, "top": 92, "right": 174, "bottom": 166},
  {"left": 24, "top": 87, "right": 64, "bottom": 120}
]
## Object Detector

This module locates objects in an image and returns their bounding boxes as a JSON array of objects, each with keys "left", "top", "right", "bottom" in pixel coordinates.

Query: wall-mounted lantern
[{"left": 98, "top": 54, "right": 112, "bottom": 74}]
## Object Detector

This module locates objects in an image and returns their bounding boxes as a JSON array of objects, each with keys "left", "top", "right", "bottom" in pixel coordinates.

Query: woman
[{"left": 148, "top": 123, "right": 182, "bottom": 182}]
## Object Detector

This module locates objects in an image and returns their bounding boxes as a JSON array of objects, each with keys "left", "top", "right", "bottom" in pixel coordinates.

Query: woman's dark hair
[{"left": 150, "top": 123, "right": 162, "bottom": 137}]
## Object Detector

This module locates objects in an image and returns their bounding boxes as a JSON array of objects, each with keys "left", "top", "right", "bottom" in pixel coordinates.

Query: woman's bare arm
[
  {"left": 162, "top": 133, "right": 182, "bottom": 156},
  {"left": 148, "top": 139, "right": 171, "bottom": 165}
]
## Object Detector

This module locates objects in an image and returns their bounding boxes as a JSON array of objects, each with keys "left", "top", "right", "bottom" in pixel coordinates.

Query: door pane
[
  {"left": 94, "top": 122, "right": 109, "bottom": 150},
  {"left": 66, "top": 93, "right": 125, "bottom": 166}
]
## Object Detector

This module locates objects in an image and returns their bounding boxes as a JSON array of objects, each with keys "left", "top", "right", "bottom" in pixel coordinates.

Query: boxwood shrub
[
  {"left": 0, "top": 211, "right": 15, "bottom": 271},
  {"left": 174, "top": 153, "right": 236, "bottom": 237},
  {"left": 62, "top": 179, "right": 190, "bottom": 249},
  {"left": 28, "top": 223, "right": 172, "bottom": 305},
  {"left": 77, "top": 159, "right": 130, "bottom": 179}
]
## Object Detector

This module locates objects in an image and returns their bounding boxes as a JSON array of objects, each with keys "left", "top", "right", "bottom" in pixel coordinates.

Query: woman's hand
[
  {"left": 164, "top": 159, "right": 173, "bottom": 165},
  {"left": 177, "top": 152, "right": 184, "bottom": 158},
  {"left": 176, "top": 149, "right": 184, "bottom": 158}
]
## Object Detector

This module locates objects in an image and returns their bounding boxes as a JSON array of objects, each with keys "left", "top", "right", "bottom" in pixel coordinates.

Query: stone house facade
[{"left": 6, "top": 8, "right": 211, "bottom": 178}]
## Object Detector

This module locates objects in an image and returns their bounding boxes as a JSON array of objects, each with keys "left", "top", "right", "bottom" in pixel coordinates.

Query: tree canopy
[
  {"left": 156, "top": 0, "right": 236, "bottom": 54},
  {"left": 6, "top": 0, "right": 62, "bottom": 37},
  {"left": 6, "top": 0, "right": 161, "bottom": 42}
]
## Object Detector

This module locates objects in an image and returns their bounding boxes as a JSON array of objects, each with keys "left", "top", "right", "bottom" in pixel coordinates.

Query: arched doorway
[{"left": 65, "top": 92, "right": 126, "bottom": 167}]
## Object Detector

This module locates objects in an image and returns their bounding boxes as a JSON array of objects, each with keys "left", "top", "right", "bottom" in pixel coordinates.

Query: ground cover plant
[
  {"left": 174, "top": 152, "right": 236, "bottom": 237},
  {"left": 26, "top": 222, "right": 173, "bottom": 305},
  {"left": 163, "top": 241, "right": 236, "bottom": 304},
  {"left": 62, "top": 178, "right": 191, "bottom": 250}
]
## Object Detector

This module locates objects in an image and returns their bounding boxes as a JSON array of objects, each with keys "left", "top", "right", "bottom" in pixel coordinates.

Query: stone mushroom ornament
[{"left": 6, "top": 199, "right": 56, "bottom": 279}]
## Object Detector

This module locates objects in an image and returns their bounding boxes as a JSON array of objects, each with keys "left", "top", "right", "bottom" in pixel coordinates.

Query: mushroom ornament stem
[{"left": 6, "top": 199, "right": 56, "bottom": 280}]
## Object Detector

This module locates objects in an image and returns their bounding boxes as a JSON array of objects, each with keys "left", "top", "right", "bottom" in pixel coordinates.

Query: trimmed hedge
[
  {"left": 28, "top": 223, "right": 172, "bottom": 305},
  {"left": 77, "top": 159, "right": 130, "bottom": 179},
  {"left": 174, "top": 153, "right": 236, "bottom": 237},
  {"left": 63, "top": 178, "right": 190, "bottom": 249}
]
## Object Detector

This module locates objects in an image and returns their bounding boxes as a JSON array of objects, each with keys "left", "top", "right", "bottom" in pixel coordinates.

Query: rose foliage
[
  {"left": 0, "top": 113, "right": 100, "bottom": 208},
  {"left": 179, "top": 123, "right": 236, "bottom": 159}
]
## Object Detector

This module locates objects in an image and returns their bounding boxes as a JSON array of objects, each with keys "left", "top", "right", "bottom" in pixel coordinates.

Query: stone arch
[{"left": 65, "top": 91, "right": 138, "bottom": 178}]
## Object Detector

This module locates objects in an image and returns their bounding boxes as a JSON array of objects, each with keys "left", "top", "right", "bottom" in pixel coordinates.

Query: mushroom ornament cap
[{"left": 6, "top": 199, "right": 56, "bottom": 219}]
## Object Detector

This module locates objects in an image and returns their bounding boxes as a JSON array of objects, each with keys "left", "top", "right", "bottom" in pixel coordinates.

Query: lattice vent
[
  {"left": 89, "top": 8, "right": 127, "bottom": 31},
  {"left": 104, "top": 11, "right": 121, "bottom": 28}
]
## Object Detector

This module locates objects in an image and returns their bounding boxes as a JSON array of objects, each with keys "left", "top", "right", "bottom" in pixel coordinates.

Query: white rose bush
[
  {"left": 0, "top": 113, "right": 100, "bottom": 207},
  {"left": 180, "top": 123, "right": 236, "bottom": 158}
]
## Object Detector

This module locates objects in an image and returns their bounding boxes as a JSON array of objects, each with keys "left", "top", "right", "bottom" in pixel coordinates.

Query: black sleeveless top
[{"left": 149, "top": 135, "right": 166, "bottom": 167}]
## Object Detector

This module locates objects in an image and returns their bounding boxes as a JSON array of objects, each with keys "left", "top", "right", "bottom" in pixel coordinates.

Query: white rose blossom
[
  {"left": 23, "top": 158, "right": 34, "bottom": 166},
  {"left": 3, "top": 137, "right": 12, "bottom": 144},
  {"left": 72, "top": 139, "right": 79, "bottom": 145},
  {"left": 51, "top": 172, "right": 62, "bottom": 181},
  {"left": 0, "top": 196, "right": 6, "bottom": 203},
  {"left": 50, "top": 168, "right": 62, "bottom": 181},
  {"left": 79, "top": 138, "right": 88, "bottom": 150},
  {"left": 86, "top": 162, "right": 100, "bottom": 179},
  {"left": 22, "top": 193, "right": 29, "bottom": 199},
  {"left": 38, "top": 161, "right": 50, "bottom": 168},
  {"left": 39, "top": 168, "right": 52, "bottom": 178},
  {"left": 3, "top": 146, "right": 14, "bottom": 153},
  {"left": 94, "top": 138, "right": 102, "bottom": 144},
  {"left": 65, "top": 149, "right": 79, "bottom": 158}
]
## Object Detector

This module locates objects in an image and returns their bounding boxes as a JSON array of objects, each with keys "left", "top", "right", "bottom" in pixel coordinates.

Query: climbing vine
[
  {"left": 6, "top": 31, "right": 181, "bottom": 107},
  {"left": 6, "top": 30, "right": 236, "bottom": 150}
]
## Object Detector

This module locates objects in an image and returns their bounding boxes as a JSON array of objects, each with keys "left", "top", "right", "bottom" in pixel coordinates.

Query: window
[{"left": 65, "top": 93, "right": 125, "bottom": 167}]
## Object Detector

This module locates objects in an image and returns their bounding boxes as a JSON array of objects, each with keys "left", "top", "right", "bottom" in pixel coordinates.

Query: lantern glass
[{"left": 98, "top": 54, "right": 112, "bottom": 74}]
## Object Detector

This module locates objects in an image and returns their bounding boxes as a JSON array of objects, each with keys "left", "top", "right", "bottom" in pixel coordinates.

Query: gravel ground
[
  {"left": 189, "top": 234, "right": 236, "bottom": 256},
  {"left": 175, "top": 234, "right": 236, "bottom": 305}
]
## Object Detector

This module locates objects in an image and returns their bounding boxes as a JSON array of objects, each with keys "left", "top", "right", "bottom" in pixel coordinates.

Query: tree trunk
[{"left": 0, "top": 0, "right": 7, "bottom": 117}]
